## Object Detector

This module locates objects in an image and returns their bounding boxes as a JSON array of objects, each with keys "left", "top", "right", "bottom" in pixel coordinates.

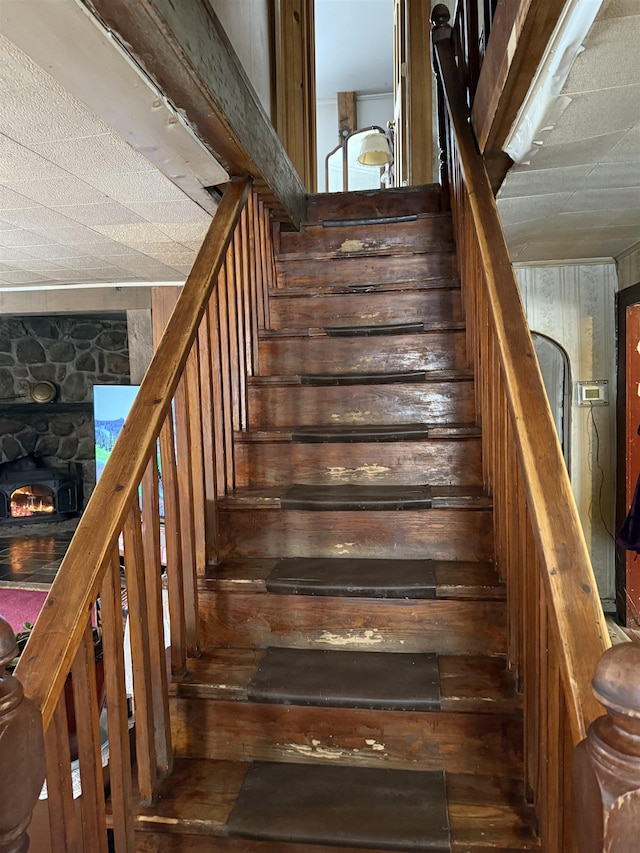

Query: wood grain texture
[
  {"left": 247, "top": 378, "right": 475, "bottom": 429},
  {"left": 198, "top": 592, "right": 504, "bottom": 653},
  {"left": 171, "top": 699, "right": 522, "bottom": 776},
  {"left": 234, "top": 435, "right": 482, "bottom": 487},
  {"left": 267, "top": 287, "right": 462, "bottom": 329},
  {"left": 305, "top": 184, "right": 442, "bottom": 222},
  {"left": 258, "top": 329, "right": 468, "bottom": 374},
  {"left": 276, "top": 251, "right": 457, "bottom": 288},
  {"left": 278, "top": 214, "right": 454, "bottom": 257}
]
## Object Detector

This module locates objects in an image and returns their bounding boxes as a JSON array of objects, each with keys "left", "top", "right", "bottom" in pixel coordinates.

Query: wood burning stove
[{"left": 0, "top": 455, "right": 82, "bottom": 524}]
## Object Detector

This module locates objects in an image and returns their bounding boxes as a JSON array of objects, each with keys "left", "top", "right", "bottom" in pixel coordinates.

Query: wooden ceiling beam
[{"left": 81, "top": 0, "right": 307, "bottom": 226}]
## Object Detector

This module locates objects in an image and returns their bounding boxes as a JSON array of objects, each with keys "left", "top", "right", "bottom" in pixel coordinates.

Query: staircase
[{"left": 132, "top": 186, "right": 540, "bottom": 852}]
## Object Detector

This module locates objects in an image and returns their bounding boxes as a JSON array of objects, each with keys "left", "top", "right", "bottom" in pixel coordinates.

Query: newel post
[
  {"left": 431, "top": 4, "right": 452, "bottom": 211},
  {"left": 574, "top": 643, "right": 640, "bottom": 853},
  {"left": 0, "top": 618, "right": 45, "bottom": 853}
]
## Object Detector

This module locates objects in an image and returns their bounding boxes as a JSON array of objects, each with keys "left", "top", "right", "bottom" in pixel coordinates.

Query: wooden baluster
[
  {"left": 232, "top": 227, "right": 248, "bottom": 430},
  {"left": 249, "top": 193, "right": 266, "bottom": 331},
  {"left": 0, "top": 617, "right": 45, "bottom": 853},
  {"left": 239, "top": 206, "right": 257, "bottom": 379},
  {"left": 207, "top": 291, "right": 227, "bottom": 498},
  {"left": 123, "top": 502, "right": 158, "bottom": 804},
  {"left": 44, "top": 692, "right": 78, "bottom": 853},
  {"left": 242, "top": 204, "right": 260, "bottom": 374},
  {"left": 225, "top": 242, "right": 242, "bottom": 432},
  {"left": 217, "top": 264, "right": 236, "bottom": 491},
  {"left": 159, "top": 409, "right": 187, "bottom": 676},
  {"left": 185, "top": 346, "right": 207, "bottom": 580},
  {"left": 575, "top": 643, "right": 640, "bottom": 852},
  {"left": 141, "top": 456, "right": 172, "bottom": 777},
  {"left": 197, "top": 312, "right": 220, "bottom": 563},
  {"left": 258, "top": 200, "right": 271, "bottom": 329},
  {"left": 174, "top": 375, "right": 199, "bottom": 656},
  {"left": 101, "top": 547, "right": 135, "bottom": 852},
  {"left": 71, "top": 622, "right": 109, "bottom": 853}
]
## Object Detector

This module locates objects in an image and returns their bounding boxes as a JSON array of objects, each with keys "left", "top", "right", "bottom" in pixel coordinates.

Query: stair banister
[
  {"left": 0, "top": 175, "right": 280, "bottom": 851},
  {"left": 431, "top": 6, "right": 610, "bottom": 849}
]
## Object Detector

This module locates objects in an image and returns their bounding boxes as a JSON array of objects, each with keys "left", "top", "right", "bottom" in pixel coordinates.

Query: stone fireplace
[{"left": 0, "top": 314, "right": 130, "bottom": 509}]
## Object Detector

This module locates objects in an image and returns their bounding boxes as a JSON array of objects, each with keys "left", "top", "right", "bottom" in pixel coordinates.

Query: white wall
[
  {"left": 208, "top": 0, "right": 272, "bottom": 117},
  {"left": 515, "top": 262, "right": 618, "bottom": 606},
  {"left": 316, "top": 93, "right": 394, "bottom": 192}
]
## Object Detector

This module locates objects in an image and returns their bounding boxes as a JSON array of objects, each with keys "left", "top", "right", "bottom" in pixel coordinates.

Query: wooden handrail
[
  {"left": 4, "top": 175, "right": 272, "bottom": 851},
  {"left": 432, "top": 5, "right": 610, "bottom": 848},
  {"left": 16, "top": 177, "right": 251, "bottom": 727}
]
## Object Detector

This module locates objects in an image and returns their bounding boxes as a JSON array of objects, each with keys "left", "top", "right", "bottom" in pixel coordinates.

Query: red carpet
[{"left": 0, "top": 588, "right": 48, "bottom": 634}]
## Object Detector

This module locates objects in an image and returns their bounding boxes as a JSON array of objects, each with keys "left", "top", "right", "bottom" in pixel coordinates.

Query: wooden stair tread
[
  {"left": 172, "top": 649, "right": 519, "bottom": 713},
  {"left": 218, "top": 485, "right": 491, "bottom": 511},
  {"left": 299, "top": 370, "right": 431, "bottom": 386},
  {"left": 246, "top": 648, "right": 441, "bottom": 710},
  {"left": 227, "top": 762, "right": 450, "bottom": 850},
  {"left": 305, "top": 185, "right": 443, "bottom": 223},
  {"left": 266, "top": 556, "right": 436, "bottom": 597},
  {"left": 129, "top": 759, "right": 539, "bottom": 850},
  {"left": 203, "top": 558, "right": 505, "bottom": 600},
  {"left": 266, "top": 278, "right": 460, "bottom": 296}
]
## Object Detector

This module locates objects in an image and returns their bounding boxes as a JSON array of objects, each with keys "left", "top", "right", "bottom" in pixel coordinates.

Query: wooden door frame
[
  {"left": 616, "top": 281, "right": 640, "bottom": 625},
  {"left": 271, "top": 0, "right": 317, "bottom": 193}
]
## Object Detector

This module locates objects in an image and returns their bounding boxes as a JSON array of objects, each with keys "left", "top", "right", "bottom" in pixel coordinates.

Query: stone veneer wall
[{"left": 0, "top": 315, "right": 130, "bottom": 505}]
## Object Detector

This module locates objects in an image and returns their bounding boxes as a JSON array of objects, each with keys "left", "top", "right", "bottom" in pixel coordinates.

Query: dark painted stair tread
[
  {"left": 281, "top": 484, "right": 433, "bottom": 510},
  {"left": 247, "top": 647, "right": 441, "bottom": 710},
  {"left": 287, "top": 423, "right": 476, "bottom": 442},
  {"left": 227, "top": 762, "right": 450, "bottom": 851},
  {"left": 266, "top": 557, "right": 436, "bottom": 598},
  {"left": 301, "top": 371, "right": 428, "bottom": 386},
  {"left": 323, "top": 322, "right": 424, "bottom": 336}
]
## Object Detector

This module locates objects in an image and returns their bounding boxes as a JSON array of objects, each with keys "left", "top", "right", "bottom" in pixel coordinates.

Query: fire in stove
[{"left": 10, "top": 484, "right": 56, "bottom": 518}]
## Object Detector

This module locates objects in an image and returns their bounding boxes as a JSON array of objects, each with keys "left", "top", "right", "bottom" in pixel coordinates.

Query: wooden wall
[{"left": 515, "top": 261, "right": 618, "bottom": 608}]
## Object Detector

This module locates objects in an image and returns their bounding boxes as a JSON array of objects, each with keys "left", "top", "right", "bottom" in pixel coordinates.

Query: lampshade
[{"left": 357, "top": 132, "right": 393, "bottom": 166}]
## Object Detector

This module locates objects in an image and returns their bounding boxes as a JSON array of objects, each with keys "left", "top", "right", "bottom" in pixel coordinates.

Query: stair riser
[
  {"left": 305, "top": 185, "right": 442, "bottom": 222},
  {"left": 275, "top": 252, "right": 457, "bottom": 288},
  {"left": 170, "top": 699, "right": 522, "bottom": 777},
  {"left": 219, "top": 508, "right": 493, "bottom": 561},
  {"left": 247, "top": 382, "right": 475, "bottom": 429},
  {"left": 268, "top": 288, "right": 461, "bottom": 329},
  {"left": 234, "top": 439, "right": 483, "bottom": 487},
  {"left": 258, "top": 331, "right": 468, "bottom": 374},
  {"left": 279, "top": 216, "right": 454, "bottom": 256},
  {"left": 198, "top": 593, "right": 505, "bottom": 654}
]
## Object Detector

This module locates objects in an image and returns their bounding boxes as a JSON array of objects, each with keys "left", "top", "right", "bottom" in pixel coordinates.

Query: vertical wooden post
[
  {"left": 431, "top": 6, "right": 452, "bottom": 210},
  {"left": 574, "top": 643, "right": 640, "bottom": 852},
  {"left": 0, "top": 618, "right": 45, "bottom": 853}
]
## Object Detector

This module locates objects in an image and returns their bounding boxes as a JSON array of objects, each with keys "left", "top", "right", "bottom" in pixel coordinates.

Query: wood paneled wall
[{"left": 515, "top": 262, "right": 617, "bottom": 607}]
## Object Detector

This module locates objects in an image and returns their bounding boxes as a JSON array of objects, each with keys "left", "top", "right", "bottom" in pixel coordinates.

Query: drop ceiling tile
[
  {"left": 605, "top": 206, "right": 640, "bottom": 225},
  {"left": 45, "top": 255, "right": 117, "bottom": 271},
  {"left": 31, "top": 133, "right": 156, "bottom": 176},
  {"left": 0, "top": 270, "right": 53, "bottom": 285},
  {"left": 525, "top": 130, "right": 628, "bottom": 169},
  {"left": 80, "top": 242, "right": 145, "bottom": 258},
  {"left": 586, "top": 162, "right": 640, "bottom": 189},
  {"left": 84, "top": 171, "right": 188, "bottom": 204},
  {"left": 0, "top": 85, "right": 111, "bottom": 145},
  {"left": 600, "top": 0, "right": 640, "bottom": 19},
  {"left": 602, "top": 126, "right": 640, "bottom": 163},
  {"left": 497, "top": 193, "right": 574, "bottom": 224},
  {"left": 0, "top": 135, "right": 69, "bottom": 182},
  {"left": 24, "top": 244, "right": 102, "bottom": 261},
  {"left": 160, "top": 223, "right": 210, "bottom": 245},
  {"left": 93, "top": 223, "right": 176, "bottom": 245},
  {"left": 30, "top": 225, "right": 112, "bottom": 246},
  {"left": 172, "top": 264, "right": 196, "bottom": 275},
  {"left": 81, "top": 266, "right": 140, "bottom": 282},
  {"left": 0, "top": 262, "right": 19, "bottom": 272},
  {"left": 0, "top": 185, "right": 38, "bottom": 210},
  {"left": 0, "top": 230, "right": 57, "bottom": 248},
  {"left": 147, "top": 251, "right": 196, "bottom": 267},
  {"left": 564, "top": 186, "right": 640, "bottom": 212},
  {"left": 127, "top": 200, "right": 211, "bottom": 225},
  {"left": 0, "top": 206, "right": 79, "bottom": 231},
  {"left": 546, "top": 86, "right": 640, "bottom": 146},
  {"left": 6, "top": 259, "right": 67, "bottom": 272},
  {"left": 564, "top": 18, "right": 640, "bottom": 94},
  {"left": 4, "top": 176, "right": 109, "bottom": 207},
  {"left": 0, "top": 247, "right": 35, "bottom": 263},
  {"left": 499, "top": 164, "right": 593, "bottom": 198},
  {"left": 0, "top": 38, "right": 41, "bottom": 90},
  {"left": 50, "top": 202, "right": 147, "bottom": 227}
]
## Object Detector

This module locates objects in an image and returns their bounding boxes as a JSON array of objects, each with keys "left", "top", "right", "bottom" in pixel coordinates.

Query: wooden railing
[
  {"left": 1, "top": 176, "right": 276, "bottom": 852},
  {"left": 431, "top": 8, "right": 610, "bottom": 850}
]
